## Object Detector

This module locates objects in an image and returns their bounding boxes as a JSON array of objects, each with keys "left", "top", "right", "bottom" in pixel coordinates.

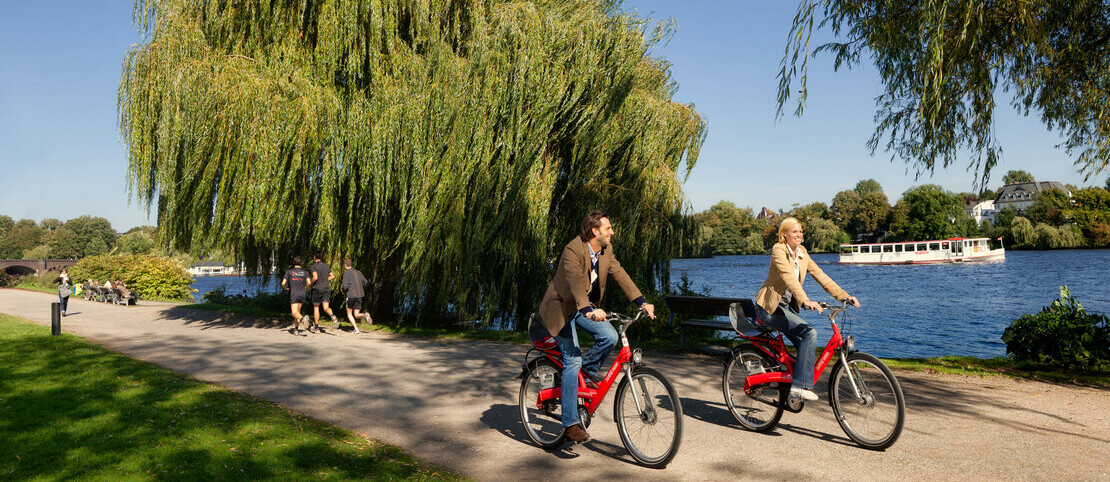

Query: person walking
[
  {"left": 52, "top": 268, "right": 73, "bottom": 317},
  {"left": 281, "top": 256, "right": 312, "bottom": 336},
  {"left": 755, "top": 217, "right": 859, "bottom": 402},
  {"left": 308, "top": 252, "right": 340, "bottom": 333},
  {"left": 340, "top": 258, "right": 372, "bottom": 333},
  {"left": 535, "top": 210, "right": 656, "bottom": 444}
]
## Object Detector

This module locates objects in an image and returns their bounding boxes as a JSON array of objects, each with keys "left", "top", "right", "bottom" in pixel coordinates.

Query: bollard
[{"left": 51, "top": 302, "right": 61, "bottom": 336}]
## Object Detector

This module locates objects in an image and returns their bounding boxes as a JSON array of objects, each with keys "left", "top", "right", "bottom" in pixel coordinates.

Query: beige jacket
[
  {"left": 755, "top": 242, "right": 848, "bottom": 314},
  {"left": 538, "top": 237, "right": 642, "bottom": 337}
]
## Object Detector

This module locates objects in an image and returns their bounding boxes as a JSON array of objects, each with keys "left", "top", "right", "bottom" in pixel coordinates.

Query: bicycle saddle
[
  {"left": 527, "top": 314, "right": 561, "bottom": 354},
  {"left": 729, "top": 300, "right": 772, "bottom": 336}
]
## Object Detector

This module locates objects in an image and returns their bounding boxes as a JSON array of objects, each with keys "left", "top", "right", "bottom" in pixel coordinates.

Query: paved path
[{"left": 2, "top": 289, "right": 1108, "bottom": 480}]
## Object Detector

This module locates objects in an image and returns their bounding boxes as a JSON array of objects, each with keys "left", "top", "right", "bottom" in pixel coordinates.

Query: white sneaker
[{"left": 790, "top": 387, "right": 819, "bottom": 401}]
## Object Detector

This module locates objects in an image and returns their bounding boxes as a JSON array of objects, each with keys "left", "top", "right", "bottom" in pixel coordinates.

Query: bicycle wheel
[
  {"left": 723, "top": 346, "right": 785, "bottom": 432},
  {"left": 614, "top": 366, "right": 683, "bottom": 468},
  {"left": 829, "top": 352, "right": 905, "bottom": 450},
  {"left": 518, "top": 357, "right": 566, "bottom": 449}
]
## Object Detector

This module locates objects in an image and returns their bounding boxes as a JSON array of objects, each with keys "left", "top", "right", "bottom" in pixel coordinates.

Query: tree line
[
  {"left": 688, "top": 172, "right": 1110, "bottom": 257},
  {"left": 0, "top": 215, "right": 159, "bottom": 259}
]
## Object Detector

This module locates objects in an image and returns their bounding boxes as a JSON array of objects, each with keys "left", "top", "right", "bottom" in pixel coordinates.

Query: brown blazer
[
  {"left": 538, "top": 237, "right": 643, "bottom": 337},
  {"left": 755, "top": 243, "right": 848, "bottom": 314}
]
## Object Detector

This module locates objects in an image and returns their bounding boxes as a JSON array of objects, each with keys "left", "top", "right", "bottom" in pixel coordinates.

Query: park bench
[
  {"left": 664, "top": 295, "right": 772, "bottom": 353},
  {"left": 112, "top": 287, "right": 139, "bottom": 305}
]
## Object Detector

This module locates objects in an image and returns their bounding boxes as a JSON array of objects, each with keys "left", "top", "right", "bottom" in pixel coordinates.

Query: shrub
[
  {"left": 0, "top": 272, "right": 18, "bottom": 288},
  {"left": 1002, "top": 286, "right": 1110, "bottom": 371},
  {"left": 70, "top": 254, "right": 193, "bottom": 301},
  {"left": 202, "top": 287, "right": 288, "bottom": 313}
]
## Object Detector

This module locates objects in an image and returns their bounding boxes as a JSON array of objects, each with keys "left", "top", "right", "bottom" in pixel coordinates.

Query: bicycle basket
[{"left": 729, "top": 300, "right": 768, "bottom": 336}]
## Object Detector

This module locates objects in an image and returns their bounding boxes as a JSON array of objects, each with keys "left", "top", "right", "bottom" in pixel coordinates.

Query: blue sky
[{"left": 1, "top": 1, "right": 1100, "bottom": 232}]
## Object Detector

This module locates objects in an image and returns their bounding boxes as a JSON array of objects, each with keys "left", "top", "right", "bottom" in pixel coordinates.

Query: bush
[
  {"left": 202, "top": 287, "right": 288, "bottom": 313},
  {"left": 70, "top": 254, "right": 194, "bottom": 301},
  {"left": 0, "top": 272, "right": 18, "bottom": 288},
  {"left": 1002, "top": 286, "right": 1110, "bottom": 371}
]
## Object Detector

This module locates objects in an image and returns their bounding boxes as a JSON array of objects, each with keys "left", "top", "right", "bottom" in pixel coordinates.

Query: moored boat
[{"left": 838, "top": 237, "right": 1005, "bottom": 265}]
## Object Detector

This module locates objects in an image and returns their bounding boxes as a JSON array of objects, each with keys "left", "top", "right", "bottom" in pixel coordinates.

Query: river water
[
  {"left": 671, "top": 249, "right": 1110, "bottom": 359},
  {"left": 191, "top": 250, "right": 1110, "bottom": 359}
]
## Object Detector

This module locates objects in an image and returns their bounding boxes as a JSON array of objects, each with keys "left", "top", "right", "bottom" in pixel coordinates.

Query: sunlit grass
[{"left": 0, "top": 312, "right": 465, "bottom": 481}]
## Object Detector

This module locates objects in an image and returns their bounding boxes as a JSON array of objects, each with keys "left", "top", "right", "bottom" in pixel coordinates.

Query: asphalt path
[{"left": 2, "top": 289, "right": 1108, "bottom": 481}]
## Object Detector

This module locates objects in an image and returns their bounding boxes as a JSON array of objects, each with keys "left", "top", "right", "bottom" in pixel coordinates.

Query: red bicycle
[
  {"left": 722, "top": 300, "right": 905, "bottom": 450},
  {"left": 518, "top": 310, "right": 683, "bottom": 468}
]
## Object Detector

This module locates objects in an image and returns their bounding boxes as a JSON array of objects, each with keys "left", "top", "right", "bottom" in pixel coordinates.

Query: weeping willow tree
[
  {"left": 119, "top": 0, "right": 705, "bottom": 325},
  {"left": 779, "top": 0, "right": 1110, "bottom": 189}
]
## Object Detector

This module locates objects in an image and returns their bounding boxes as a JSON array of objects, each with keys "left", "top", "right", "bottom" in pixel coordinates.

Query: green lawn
[{"left": 0, "top": 313, "right": 465, "bottom": 481}]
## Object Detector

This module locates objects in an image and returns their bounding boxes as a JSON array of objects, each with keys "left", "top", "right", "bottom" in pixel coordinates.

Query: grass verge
[{"left": 0, "top": 312, "right": 464, "bottom": 481}]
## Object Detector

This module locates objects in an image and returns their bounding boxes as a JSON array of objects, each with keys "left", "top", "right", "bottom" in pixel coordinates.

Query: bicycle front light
[
  {"left": 632, "top": 348, "right": 642, "bottom": 364},
  {"left": 845, "top": 335, "right": 856, "bottom": 352}
]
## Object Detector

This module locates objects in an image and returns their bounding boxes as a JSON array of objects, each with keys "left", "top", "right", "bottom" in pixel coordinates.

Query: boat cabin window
[
  {"left": 894, "top": 244, "right": 903, "bottom": 252},
  {"left": 942, "top": 242, "right": 949, "bottom": 249},
  {"left": 840, "top": 245, "right": 854, "bottom": 254},
  {"left": 916, "top": 243, "right": 926, "bottom": 251},
  {"left": 883, "top": 245, "right": 893, "bottom": 252},
  {"left": 929, "top": 242, "right": 940, "bottom": 250},
  {"left": 859, "top": 246, "right": 870, "bottom": 253}
]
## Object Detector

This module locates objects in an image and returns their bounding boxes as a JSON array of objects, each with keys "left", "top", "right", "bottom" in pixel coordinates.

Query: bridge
[{"left": 0, "top": 259, "right": 78, "bottom": 276}]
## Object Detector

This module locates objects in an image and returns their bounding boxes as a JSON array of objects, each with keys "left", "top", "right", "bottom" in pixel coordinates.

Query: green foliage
[
  {"left": 802, "top": 217, "right": 843, "bottom": 253},
  {"left": 63, "top": 216, "right": 117, "bottom": 257},
  {"left": 0, "top": 272, "right": 18, "bottom": 288},
  {"left": 690, "top": 202, "right": 771, "bottom": 255},
  {"left": 1033, "top": 223, "right": 1084, "bottom": 249},
  {"left": 829, "top": 187, "right": 890, "bottom": 240},
  {"left": 779, "top": 2, "right": 1110, "bottom": 188},
  {"left": 1026, "top": 188, "right": 1071, "bottom": 225},
  {"left": 1002, "top": 170, "right": 1035, "bottom": 185},
  {"left": 46, "top": 227, "right": 82, "bottom": 259},
  {"left": 115, "top": 230, "right": 156, "bottom": 255},
  {"left": 8, "top": 219, "right": 43, "bottom": 256},
  {"left": 1011, "top": 216, "right": 1035, "bottom": 247},
  {"left": 70, "top": 254, "right": 193, "bottom": 301},
  {"left": 201, "top": 287, "right": 288, "bottom": 314},
  {"left": 888, "top": 184, "right": 963, "bottom": 241},
  {"left": 119, "top": 0, "right": 706, "bottom": 325},
  {"left": 1002, "top": 286, "right": 1110, "bottom": 372}
]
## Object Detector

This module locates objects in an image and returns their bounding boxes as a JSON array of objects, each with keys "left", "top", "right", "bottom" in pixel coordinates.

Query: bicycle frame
[
  {"left": 533, "top": 316, "right": 642, "bottom": 416},
  {"left": 740, "top": 308, "right": 847, "bottom": 393}
]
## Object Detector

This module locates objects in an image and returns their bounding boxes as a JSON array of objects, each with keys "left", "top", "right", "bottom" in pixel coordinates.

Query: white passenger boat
[{"left": 838, "top": 237, "right": 1005, "bottom": 265}]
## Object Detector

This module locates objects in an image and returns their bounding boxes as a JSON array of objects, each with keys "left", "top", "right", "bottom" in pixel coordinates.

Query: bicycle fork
[
  {"left": 838, "top": 347, "right": 873, "bottom": 406},
  {"left": 623, "top": 363, "right": 658, "bottom": 423}
]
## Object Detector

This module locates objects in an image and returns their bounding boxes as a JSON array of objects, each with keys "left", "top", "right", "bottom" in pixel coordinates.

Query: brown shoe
[{"left": 565, "top": 425, "right": 590, "bottom": 443}]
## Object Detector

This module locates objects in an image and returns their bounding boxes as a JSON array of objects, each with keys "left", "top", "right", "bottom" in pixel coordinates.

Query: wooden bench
[{"left": 664, "top": 295, "right": 772, "bottom": 350}]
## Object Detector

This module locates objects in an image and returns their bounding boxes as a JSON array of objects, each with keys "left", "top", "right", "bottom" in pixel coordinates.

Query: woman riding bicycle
[{"left": 756, "top": 217, "right": 859, "bottom": 402}]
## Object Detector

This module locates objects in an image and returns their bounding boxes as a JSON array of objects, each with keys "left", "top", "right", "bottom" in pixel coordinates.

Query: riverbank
[
  {"left": 2, "top": 288, "right": 1107, "bottom": 481},
  {"left": 187, "top": 300, "right": 1110, "bottom": 388}
]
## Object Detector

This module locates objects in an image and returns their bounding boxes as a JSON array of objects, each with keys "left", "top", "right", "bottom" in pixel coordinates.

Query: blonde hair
[{"left": 777, "top": 217, "right": 803, "bottom": 244}]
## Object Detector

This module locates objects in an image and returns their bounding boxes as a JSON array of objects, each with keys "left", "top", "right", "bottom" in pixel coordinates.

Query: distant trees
[
  {"left": 829, "top": 179, "right": 890, "bottom": 241},
  {"left": 690, "top": 174, "right": 1110, "bottom": 256},
  {"left": 888, "top": 185, "right": 966, "bottom": 241},
  {"left": 692, "top": 202, "right": 768, "bottom": 256},
  {"left": 0, "top": 215, "right": 164, "bottom": 259},
  {"left": 1002, "top": 170, "right": 1035, "bottom": 185}
]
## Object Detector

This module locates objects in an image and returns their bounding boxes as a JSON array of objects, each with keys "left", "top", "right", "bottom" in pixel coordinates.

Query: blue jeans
[
  {"left": 765, "top": 303, "right": 817, "bottom": 390},
  {"left": 552, "top": 311, "right": 618, "bottom": 427}
]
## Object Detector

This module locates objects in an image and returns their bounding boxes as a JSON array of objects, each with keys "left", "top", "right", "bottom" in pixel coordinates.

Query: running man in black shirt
[
  {"left": 281, "top": 255, "right": 312, "bottom": 336},
  {"left": 340, "top": 258, "right": 372, "bottom": 333},
  {"left": 309, "top": 251, "right": 340, "bottom": 333}
]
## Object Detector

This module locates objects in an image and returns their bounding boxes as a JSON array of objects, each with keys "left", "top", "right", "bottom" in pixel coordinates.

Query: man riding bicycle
[{"left": 536, "top": 210, "right": 656, "bottom": 444}]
